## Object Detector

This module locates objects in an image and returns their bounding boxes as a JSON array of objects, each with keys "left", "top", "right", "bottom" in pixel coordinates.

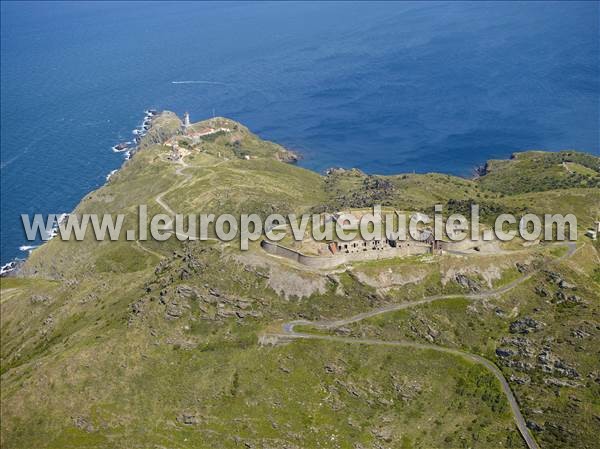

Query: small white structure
[
  {"left": 183, "top": 112, "right": 191, "bottom": 133},
  {"left": 586, "top": 221, "right": 600, "bottom": 240}
]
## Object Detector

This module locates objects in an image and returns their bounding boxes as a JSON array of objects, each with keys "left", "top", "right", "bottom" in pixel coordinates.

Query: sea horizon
[{"left": 1, "top": 1, "right": 599, "bottom": 265}]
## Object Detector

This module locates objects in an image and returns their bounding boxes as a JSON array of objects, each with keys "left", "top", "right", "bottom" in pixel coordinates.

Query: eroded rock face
[
  {"left": 544, "top": 270, "right": 578, "bottom": 290},
  {"left": 129, "top": 246, "right": 266, "bottom": 326},
  {"left": 509, "top": 374, "right": 531, "bottom": 385},
  {"left": 454, "top": 274, "right": 481, "bottom": 292},
  {"left": 502, "top": 360, "right": 535, "bottom": 372},
  {"left": 165, "top": 302, "right": 184, "bottom": 319},
  {"left": 538, "top": 349, "right": 580, "bottom": 379},
  {"left": 266, "top": 264, "right": 327, "bottom": 300},
  {"left": 544, "top": 377, "right": 582, "bottom": 388},
  {"left": 176, "top": 284, "right": 200, "bottom": 299},
  {"left": 554, "top": 291, "right": 585, "bottom": 305},
  {"left": 501, "top": 336, "right": 536, "bottom": 357},
  {"left": 354, "top": 268, "right": 428, "bottom": 289}
]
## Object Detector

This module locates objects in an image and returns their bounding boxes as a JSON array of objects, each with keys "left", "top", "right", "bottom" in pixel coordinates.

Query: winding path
[
  {"left": 269, "top": 242, "right": 577, "bottom": 449},
  {"left": 154, "top": 155, "right": 227, "bottom": 241},
  {"left": 271, "top": 331, "right": 539, "bottom": 449},
  {"left": 156, "top": 147, "right": 579, "bottom": 449}
]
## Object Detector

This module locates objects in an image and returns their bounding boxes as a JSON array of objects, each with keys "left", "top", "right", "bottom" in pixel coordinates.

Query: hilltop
[{"left": 1, "top": 112, "right": 599, "bottom": 449}]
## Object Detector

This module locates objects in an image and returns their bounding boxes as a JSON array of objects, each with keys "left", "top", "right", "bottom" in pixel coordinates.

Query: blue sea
[{"left": 1, "top": 1, "right": 599, "bottom": 265}]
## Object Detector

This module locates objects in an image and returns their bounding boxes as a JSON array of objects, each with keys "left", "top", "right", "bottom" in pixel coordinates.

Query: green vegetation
[
  {"left": 332, "top": 245, "right": 600, "bottom": 449},
  {"left": 1, "top": 113, "right": 598, "bottom": 448},
  {"left": 478, "top": 151, "right": 600, "bottom": 195}
]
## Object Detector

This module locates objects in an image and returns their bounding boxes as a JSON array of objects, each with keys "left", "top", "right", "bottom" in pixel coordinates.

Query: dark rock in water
[
  {"left": 114, "top": 142, "right": 129, "bottom": 151},
  {"left": 325, "top": 167, "right": 365, "bottom": 176},
  {"left": 0, "top": 259, "right": 24, "bottom": 277},
  {"left": 276, "top": 149, "right": 301, "bottom": 164},
  {"left": 473, "top": 162, "right": 489, "bottom": 178},
  {"left": 326, "top": 167, "right": 347, "bottom": 175}
]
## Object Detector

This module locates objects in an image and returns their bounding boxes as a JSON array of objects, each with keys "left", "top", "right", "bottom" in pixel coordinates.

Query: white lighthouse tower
[{"left": 183, "top": 112, "right": 191, "bottom": 133}]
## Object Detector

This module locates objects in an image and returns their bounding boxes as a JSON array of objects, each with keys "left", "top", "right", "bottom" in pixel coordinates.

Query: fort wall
[{"left": 260, "top": 240, "right": 431, "bottom": 269}]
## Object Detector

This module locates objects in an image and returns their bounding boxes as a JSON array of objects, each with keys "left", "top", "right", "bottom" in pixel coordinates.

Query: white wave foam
[
  {"left": 19, "top": 245, "right": 38, "bottom": 252},
  {"left": 172, "top": 80, "right": 228, "bottom": 85},
  {"left": 45, "top": 213, "right": 68, "bottom": 240},
  {"left": 106, "top": 169, "right": 118, "bottom": 181},
  {"left": 0, "top": 261, "right": 18, "bottom": 275}
]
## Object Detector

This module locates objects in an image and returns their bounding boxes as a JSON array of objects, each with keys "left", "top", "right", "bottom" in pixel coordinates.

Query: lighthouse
[{"left": 183, "top": 112, "right": 191, "bottom": 133}]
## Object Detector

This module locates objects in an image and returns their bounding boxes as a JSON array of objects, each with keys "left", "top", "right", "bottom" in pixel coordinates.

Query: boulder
[
  {"left": 496, "top": 347, "right": 516, "bottom": 358},
  {"left": 509, "top": 374, "right": 530, "bottom": 385},
  {"left": 177, "top": 413, "right": 199, "bottom": 425},
  {"left": 558, "top": 280, "right": 577, "bottom": 290},
  {"left": 527, "top": 420, "right": 544, "bottom": 432},
  {"left": 455, "top": 274, "right": 481, "bottom": 292},
  {"left": 510, "top": 317, "right": 545, "bottom": 334}
]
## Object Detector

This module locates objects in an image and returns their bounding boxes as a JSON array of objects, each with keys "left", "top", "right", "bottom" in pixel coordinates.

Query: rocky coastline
[{"left": 0, "top": 109, "right": 161, "bottom": 277}]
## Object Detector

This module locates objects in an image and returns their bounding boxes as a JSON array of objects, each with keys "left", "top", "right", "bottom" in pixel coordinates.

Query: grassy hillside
[
  {"left": 1, "top": 113, "right": 598, "bottom": 449},
  {"left": 478, "top": 151, "right": 600, "bottom": 195},
  {"left": 305, "top": 243, "right": 600, "bottom": 449}
]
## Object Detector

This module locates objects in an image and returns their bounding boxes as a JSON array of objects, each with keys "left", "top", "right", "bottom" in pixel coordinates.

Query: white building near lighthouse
[{"left": 183, "top": 112, "right": 191, "bottom": 133}]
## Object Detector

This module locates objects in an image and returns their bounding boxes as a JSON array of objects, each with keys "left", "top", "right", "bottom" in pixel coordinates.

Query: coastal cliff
[{"left": 1, "top": 113, "right": 599, "bottom": 449}]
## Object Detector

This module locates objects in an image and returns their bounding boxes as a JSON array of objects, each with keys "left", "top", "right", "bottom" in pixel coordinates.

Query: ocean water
[{"left": 1, "top": 1, "right": 598, "bottom": 264}]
